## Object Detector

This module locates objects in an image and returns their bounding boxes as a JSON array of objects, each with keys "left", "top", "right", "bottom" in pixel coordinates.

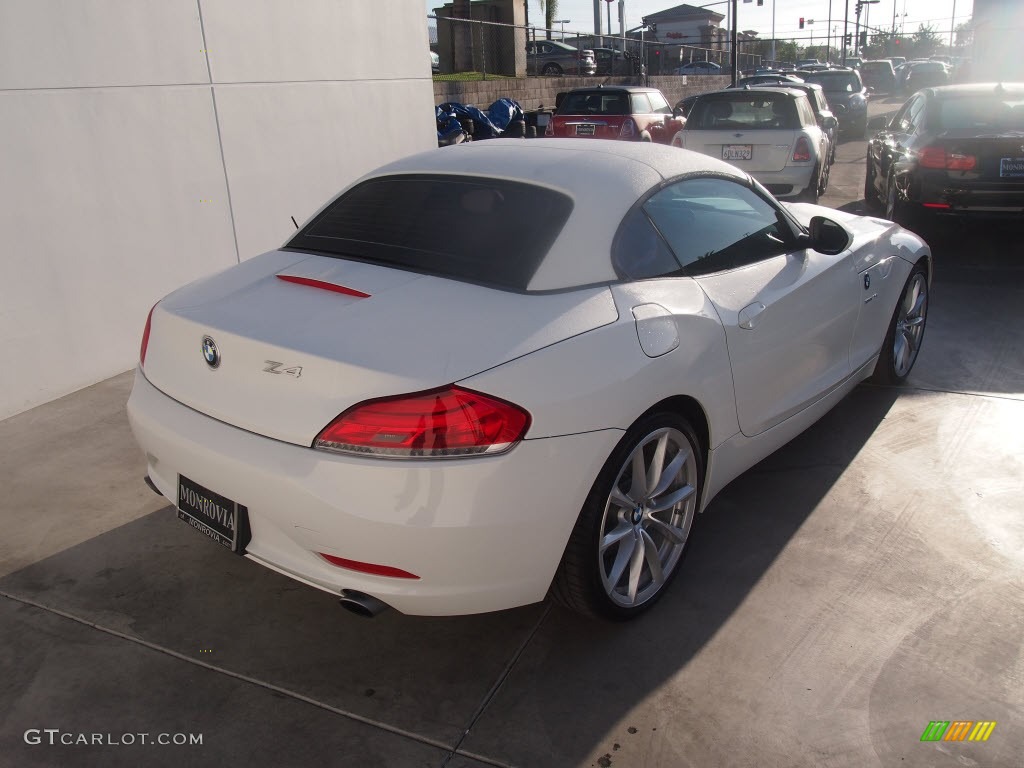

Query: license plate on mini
[
  {"left": 999, "top": 157, "right": 1024, "bottom": 177},
  {"left": 575, "top": 124, "right": 596, "bottom": 136},
  {"left": 722, "top": 144, "right": 752, "bottom": 161},
  {"left": 177, "top": 475, "right": 250, "bottom": 553}
]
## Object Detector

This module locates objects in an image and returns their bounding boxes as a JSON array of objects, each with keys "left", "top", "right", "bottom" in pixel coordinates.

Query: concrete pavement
[{"left": 2, "top": 112, "right": 1023, "bottom": 767}]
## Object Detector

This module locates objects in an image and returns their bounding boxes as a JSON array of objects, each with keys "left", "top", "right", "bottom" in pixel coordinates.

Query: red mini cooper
[{"left": 547, "top": 86, "right": 685, "bottom": 143}]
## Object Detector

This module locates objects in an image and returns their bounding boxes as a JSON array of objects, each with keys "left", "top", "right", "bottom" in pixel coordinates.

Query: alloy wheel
[
  {"left": 893, "top": 272, "right": 928, "bottom": 378},
  {"left": 598, "top": 428, "right": 698, "bottom": 608}
]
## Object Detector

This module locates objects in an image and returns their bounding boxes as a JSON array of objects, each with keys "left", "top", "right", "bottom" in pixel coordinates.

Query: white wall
[{"left": 0, "top": 0, "right": 436, "bottom": 420}]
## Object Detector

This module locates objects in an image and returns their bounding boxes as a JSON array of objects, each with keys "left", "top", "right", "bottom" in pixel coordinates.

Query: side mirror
[
  {"left": 673, "top": 106, "right": 685, "bottom": 118},
  {"left": 867, "top": 114, "right": 890, "bottom": 130},
  {"left": 808, "top": 216, "right": 850, "bottom": 255},
  {"left": 824, "top": 115, "right": 838, "bottom": 129},
  {"left": 834, "top": 103, "right": 848, "bottom": 114}
]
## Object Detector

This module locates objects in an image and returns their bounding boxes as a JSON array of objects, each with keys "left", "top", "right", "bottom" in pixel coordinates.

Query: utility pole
[
  {"left": 731, "top": 0, "right": 738, "bottom": 86},
  {"left": 593, "top": 0, "right": 602, "bottom": 36},
  {"left": 949, "top": 0, "right": 957, "bottom": 51},
  {"left": 842, "top": 0, "right": 849, "bottom": 65},
  {"left": 827, "top": 0, "right": 832, "bottom": 63}
]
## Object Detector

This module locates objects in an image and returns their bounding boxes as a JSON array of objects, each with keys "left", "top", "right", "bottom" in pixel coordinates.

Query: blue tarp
[{"left": 436, "top": 99, "right": 525, "bottom": 141}]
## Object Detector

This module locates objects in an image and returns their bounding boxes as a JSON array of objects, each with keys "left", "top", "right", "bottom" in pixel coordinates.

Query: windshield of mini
[{"left": 686, "top": 95, "right": 800, "bottom": 130}]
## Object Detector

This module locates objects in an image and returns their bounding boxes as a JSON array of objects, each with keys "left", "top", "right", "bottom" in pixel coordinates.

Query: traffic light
[
  {"left": 860, "top": 31, "right": 867, "bottom": 47},
  {"left": 894, "top": 38, "right": 901, "bottom": 46},
  {"left": 845, "top": 34, "right": 852, "bottom": 46},
  {"left": 799, "top": 17, "right": 805, "bottom": 30}
]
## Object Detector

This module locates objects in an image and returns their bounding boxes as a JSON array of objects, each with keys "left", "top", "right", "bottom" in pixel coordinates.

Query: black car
[
  {"left": 865, "top": 83, "right": 1024, "bottom": 228},
  {"left": 902, "top": 61, "right": 949, "bottom": 94},
  {"left": 591, "top": 47, "right": 641, "bottom": 76},
  {"left": 803, "top": 68, "right": 870, "bottom": 137}
]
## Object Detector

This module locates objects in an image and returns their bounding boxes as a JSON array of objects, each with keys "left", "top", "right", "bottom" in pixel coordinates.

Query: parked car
[
  {"left": 673, "top": 87, "right": 830, "bottom": 202},
  {"left": 128, "top": 139, "right": 931, "bottom": 620},
  {"left": 803, "top": 68, "right": 870, "bottom": 136},
  {"left": 865, "top": 82, "right": 1024, "bottom": 229},
  {"left": 526, "top": 40, "right": 597, "bottom": 76},
  {"left": 592, "top": 47, "right": 639, "bottom": 76},
  {"left": 903, "top": 61, "right": 949, "bottom": 94},
  {"left": 676, "top": 60, "right": 723, "bottom": 75},
  {"left": 860, "top": 60, "right": 896, "bottom": 92},
  {"left": 547, "top": 86, "right": 684, "bottom": 143},
  {"left": 775, "top": 81, "right": 840, "bottom": 165}
]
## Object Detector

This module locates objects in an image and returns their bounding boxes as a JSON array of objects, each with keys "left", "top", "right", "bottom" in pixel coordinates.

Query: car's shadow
[{"left": 0, "top": 384, "right": 902, "bottom": 766}]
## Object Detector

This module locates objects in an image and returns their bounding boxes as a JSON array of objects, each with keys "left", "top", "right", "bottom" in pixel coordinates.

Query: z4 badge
[{"left": 263, "top": 361, "right": 303, "bottom": 378}]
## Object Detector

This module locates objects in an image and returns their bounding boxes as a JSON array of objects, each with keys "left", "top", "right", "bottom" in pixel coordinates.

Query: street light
[{"left": 555, "top": 19, "right": 571, "bottom": 39}]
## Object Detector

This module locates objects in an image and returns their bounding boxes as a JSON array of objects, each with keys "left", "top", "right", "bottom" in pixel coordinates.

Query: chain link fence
[{"left": 429, "top": 15, "right": 760, "bottom": 82}]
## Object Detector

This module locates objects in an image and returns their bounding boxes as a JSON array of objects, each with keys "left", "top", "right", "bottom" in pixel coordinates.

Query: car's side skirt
[{"left": 700, "top": 355, "right": 878, "bottom": 509}]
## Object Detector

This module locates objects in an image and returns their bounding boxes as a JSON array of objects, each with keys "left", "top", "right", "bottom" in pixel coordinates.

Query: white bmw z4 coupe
[{"left": 128, "top": 140, "right": 931, "bottom": 620}]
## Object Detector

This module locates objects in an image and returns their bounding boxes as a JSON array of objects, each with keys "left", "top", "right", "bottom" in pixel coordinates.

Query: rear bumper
[
  {"left": 914, "top": 175, "right": 1024, "bottom": 218},
  {"left": 753, "top": 165, "right": 815, "bottom": 198},
  {"left": 127, "top": 369, "right": 621, "bottom": 616}
]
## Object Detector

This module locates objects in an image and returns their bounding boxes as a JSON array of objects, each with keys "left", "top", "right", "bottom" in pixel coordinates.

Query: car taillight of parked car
[
  {"left": 619, "top": 118, "right": 637, "bottom": 140},
  {"left": 918, "top": 146, "right": 976, "bottom": 171},
  {"left": 793, "top": 137, "right": 811, "bottom": 162},
  {"left": 140, "top": 302, "right": 157, "bottom": 367}
]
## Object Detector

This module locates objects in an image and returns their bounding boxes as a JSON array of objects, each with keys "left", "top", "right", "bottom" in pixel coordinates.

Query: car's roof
[
  {"left": 359, "top": 140, "right": 746, "bottom": 291},
  {"left": 701, "top": 86, "right": 807, "bottom": 99},
  {"left": 928, "top": 82, "right": 1024, "bottom": 97},
  {"left": 565, "top": 85, "right": 663, "bottom": 94}
]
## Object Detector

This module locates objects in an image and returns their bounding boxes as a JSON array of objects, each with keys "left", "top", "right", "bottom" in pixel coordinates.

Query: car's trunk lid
[
  {"left": 143, "top": 250, "right": 618, "bottom": 447},
  {"left": 681, "top": 129, "right": 796, "bottom": 172}
]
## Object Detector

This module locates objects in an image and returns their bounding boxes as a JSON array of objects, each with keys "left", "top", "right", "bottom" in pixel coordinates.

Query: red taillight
[
  {"left": 318, "top": 553, "right": 419, "bottom": 579},
  {"left": 619, "top": 118, "right": 637, "bottom": 140},
  {"left": 314, "top": 385, "right": 531, "bottom": 458},
  {"left": 276, "top": 274, "right": 370, "bottom": 298},
  {"left": 792, "top": 137, "right": 811, "bottom": 162},
  {"left": 140, "top": 303, "right": 156, "bottom": 367},
  {"left": 919, "top": 145, "right": 976, "bottom": 171}
]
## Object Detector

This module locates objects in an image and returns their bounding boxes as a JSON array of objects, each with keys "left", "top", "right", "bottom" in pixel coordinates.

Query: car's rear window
[
  {"left": 558, "top": 90, "right": 631, "bottom": 115},
  {"left": 286, "top": 175, "right": 574, "bottom": 292},
  {"left": 686, "top": 94, "right": 800, "bottom": 130},
  {"left": 936, "top": 94, "right": 1024, "bottom": 135},
  {"left": 805, "top": 72, "right": 862, "bottom": 91}
]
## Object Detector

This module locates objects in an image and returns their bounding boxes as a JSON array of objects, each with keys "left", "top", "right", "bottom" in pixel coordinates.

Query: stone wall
[{"left": 434, "top": 75, "right": 732, "bottom": 112}]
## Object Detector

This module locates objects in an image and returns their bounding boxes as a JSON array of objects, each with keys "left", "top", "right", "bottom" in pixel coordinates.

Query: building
[
  {"left": 643, "top": 3, "right": 726, "bottom": 50},
  {"left": 0, "top": 0, "right": 436, "bottom": 420}
]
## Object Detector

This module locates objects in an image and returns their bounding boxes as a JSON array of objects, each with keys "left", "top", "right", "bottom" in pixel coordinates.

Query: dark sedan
[
  {"left": 902, "top": 61, "right": 949, "bottom": 94},
  {"left": 865, "top": 83, "right": 1024, "bottom": 229},
  {"left": 803, "top": 68, "right": 870, "bottom": 137}
]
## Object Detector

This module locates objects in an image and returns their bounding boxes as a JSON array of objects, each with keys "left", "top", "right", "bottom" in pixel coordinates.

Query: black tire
[
  {"left": 885, "top": 174, "right": 921, "bottom": 232},
  {"left": 871, "top": 263, "right": 929, "bottom": 385},
  {"left": 864, "top": 156, "right": 881, "bottom": 209},
  {"left": 797, "top": 164, "right": 821, "bottom": 204},
  {"left": 551, "top": 412, "right": 703, "bottom": 621},
  {"left": 542, "top": 62, "right": 562, "bottom": 76},
  {"left": 818, "top": 157, "right": 831, "bottom": 197}
]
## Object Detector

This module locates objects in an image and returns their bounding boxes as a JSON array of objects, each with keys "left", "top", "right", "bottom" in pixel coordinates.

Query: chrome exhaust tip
[{"left": 338, "top": 590, "right": 391, "bottom": 618}]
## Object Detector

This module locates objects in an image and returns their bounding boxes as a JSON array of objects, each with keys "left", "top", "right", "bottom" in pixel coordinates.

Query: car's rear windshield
[
  {"left": 558, "top": 90, "right": 631, "bottom": 115},
  {"left": 937, "top": 94, "right": 1024, "bottom": 135},
  {"left": 686, "top": 94, "right": 801, "bottom": 130},
  {"left": 805, "top": 72, "right": 861, "bottom": 91},
  {"left": 861, "top": 62, "right": 892, "bottom": 73},
  {"left": 286, "top": 175, "right": 573, "bottom": 292}
]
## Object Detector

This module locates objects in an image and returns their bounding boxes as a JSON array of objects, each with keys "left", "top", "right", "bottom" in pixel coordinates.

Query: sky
[{"left": 425, "top": 1, "right": 973, "bottom": 44}]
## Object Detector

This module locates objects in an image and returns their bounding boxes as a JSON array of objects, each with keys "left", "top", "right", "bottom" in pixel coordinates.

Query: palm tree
[{"left": 537, "top": 0, "right": 558, "bottom": 40}]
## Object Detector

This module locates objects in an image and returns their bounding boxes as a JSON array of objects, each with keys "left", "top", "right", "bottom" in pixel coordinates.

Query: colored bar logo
[{"left": 920, "top": 721, "right": 996, "bottom": 742}]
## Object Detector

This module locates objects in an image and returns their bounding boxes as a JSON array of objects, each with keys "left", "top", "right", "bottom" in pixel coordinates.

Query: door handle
[{"left": 738, "top": 302, "right": 766, "bottom": 330}]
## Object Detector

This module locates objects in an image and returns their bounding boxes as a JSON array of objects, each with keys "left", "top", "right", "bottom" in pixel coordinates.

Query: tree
[
  {"left": 913, "top": 24, "right": 941, "bottom": 57},
  {"left": 537, "top": 0, "right": 558, "bottom": 39},
  {"left": 954, "top": 20, "right": 974, "bottom": 50}
]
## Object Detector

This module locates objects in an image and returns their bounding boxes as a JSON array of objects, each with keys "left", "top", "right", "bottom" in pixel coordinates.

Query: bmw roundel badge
[{"left": 201, "top": 336, "right": 220, "bottom": 369}]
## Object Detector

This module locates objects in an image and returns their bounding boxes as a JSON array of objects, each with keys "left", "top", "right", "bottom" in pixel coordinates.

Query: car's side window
[
  {"left": 611, "top": 207, "right": 682, "bottom": 281},
  {"left": 648, "top": 91, "right": 672, "bottom": 115},
  {"left": 796, "top": 97, "right": 816, "bottom": 127},
  {"left": 631, "top": 93, "right": 653, "bottom": 114},
  {"left": 906, "top": 96, "right": 926, "bottom": 133},
  {"left": 896, "top": 96, "right": 922, "bottom": 133},
  {"left": 642, "top": 177, "right": 791, "bottom": 276}
]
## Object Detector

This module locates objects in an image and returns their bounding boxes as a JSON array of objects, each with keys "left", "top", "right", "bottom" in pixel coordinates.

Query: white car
[
  {"left": 128, "top": 140, "right": 931, "bottom": 620},
  {"left": 673, "top": 88, "right": 830, "bottom": 203}
]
